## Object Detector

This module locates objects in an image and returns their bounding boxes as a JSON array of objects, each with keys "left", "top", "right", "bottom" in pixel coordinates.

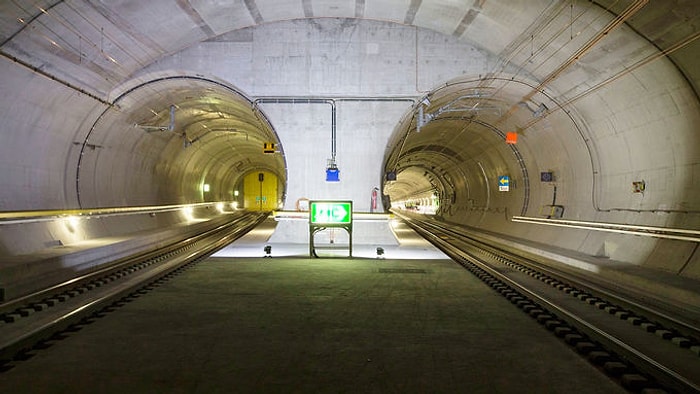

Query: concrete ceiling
[{"left": 1, "top": 1, "right": 697, "bottom": 97}]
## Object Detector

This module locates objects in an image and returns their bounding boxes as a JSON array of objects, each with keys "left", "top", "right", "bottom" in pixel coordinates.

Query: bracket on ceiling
[
  {"left": 416, "top": 97, "right": 433, "bottom": 133},
  {"left": 135, "top": 104, "right": 176, "bottom": 133},
  {"left": 416, "top": 92, "right": 504, "bottom": 132},
  {"left": 135, "top": 105, "right": 195, "bottom": 149},
  {"left": 518, "top": 101, "right": 548, "bottom": 118}
]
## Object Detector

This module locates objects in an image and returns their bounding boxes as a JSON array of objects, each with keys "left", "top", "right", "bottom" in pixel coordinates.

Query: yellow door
[{"left": 243, "top": 171, "right": 278, "bottom": 211}]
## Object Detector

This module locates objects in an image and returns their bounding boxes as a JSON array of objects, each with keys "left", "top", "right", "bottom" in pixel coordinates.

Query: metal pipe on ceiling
[
  {"left": 494, "top": 0, "right": 650, "bottom": 126},
  {"left": 253, "top": 97, "right": 337, "bottom": 164},
  {"left": 253, "top": 96, "right": 416, "bottom": 169}
]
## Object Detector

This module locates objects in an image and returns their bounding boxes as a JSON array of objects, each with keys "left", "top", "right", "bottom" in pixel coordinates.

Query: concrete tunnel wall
[
  {"left": 78, "top": 75, "right": 286, "bottom": 208},
  {"left": 385, "top": 69, "right": 700, "bottom": 276},
  {"left": 0, "top": 2, "right": 699, "bottom": 281},
  {"left": 137, "top": 19, "right": 508, "bottom": 213}
]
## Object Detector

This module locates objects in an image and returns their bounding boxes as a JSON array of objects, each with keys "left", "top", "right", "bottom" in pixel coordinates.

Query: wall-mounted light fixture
[
  {"left": 326, "top": 159, "right": 340, "bottom": 182},
  {"left": 533, "top": 103, "right": 548, "bottom": 118},
  {"left": 64, "top": 216, "right": 80, "bottom": 233},
  {"left": 135, "top": 104, "right": 176, "bottom": 133},
  {"left": 518, "top": 101, "right": 548, "bottom": 118},
  {"left": 541, "top": 171, "right": 554, "bottom": 182},
  {"left": 182, "top": 206, "right": 195, "bottom": 221}
]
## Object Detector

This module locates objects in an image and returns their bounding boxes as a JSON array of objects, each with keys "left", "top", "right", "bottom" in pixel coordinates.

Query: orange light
[{"left": 506, "top": 132, "right": 518, "bottom": 144}]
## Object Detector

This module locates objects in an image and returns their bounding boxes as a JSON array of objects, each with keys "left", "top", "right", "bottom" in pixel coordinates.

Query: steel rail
[
  {"left": 475, "top": 240, "right": 700, "bottom": 337},
  {"left": 0, "top": 211, "right": 267, "bottom": 363},
  {"left": 413, "top": 215, "right": 700, "bottom": 338},
  {"left": 0, "top": 212, "right": 256, "bottom": 315},
  {"left": 397, "top": 212, "right": 700, "bottom": 393},
  {"left": 455, "top": 239, "right": 699, "bottom": 393}
]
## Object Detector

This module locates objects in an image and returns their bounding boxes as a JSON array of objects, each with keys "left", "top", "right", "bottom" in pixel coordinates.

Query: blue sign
[{"left": 498, "top": 175, "right": 510, "bottom": 191}]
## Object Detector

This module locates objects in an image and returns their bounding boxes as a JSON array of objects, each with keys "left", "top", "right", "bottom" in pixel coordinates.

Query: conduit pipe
[
  {"left": 254, "top": 97, "right": 337, "bottom": 167},
  {"left": 253, "top": 96, "right": 416, "bottom": 172},
  {"left": 495, "top": 0, "right": 649, "bottom": 125}
]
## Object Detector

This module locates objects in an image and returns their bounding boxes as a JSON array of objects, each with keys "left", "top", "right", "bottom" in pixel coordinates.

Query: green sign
[{"left": 309, "top": 201, "right": 352, "bottom": 225}]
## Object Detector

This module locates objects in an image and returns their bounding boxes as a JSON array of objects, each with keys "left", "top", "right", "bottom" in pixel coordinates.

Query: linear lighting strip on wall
[{"left": 512, "top": 216, "right": 700, "bottom": 243}]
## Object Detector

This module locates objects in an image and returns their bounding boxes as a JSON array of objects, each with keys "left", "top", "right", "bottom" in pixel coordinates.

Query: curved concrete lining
[
  {"left": 0, "top": 2, "right": 698, "bottom": 280},
  {"left": 78, "top": 75, "right": 286, "bottom": 208}
]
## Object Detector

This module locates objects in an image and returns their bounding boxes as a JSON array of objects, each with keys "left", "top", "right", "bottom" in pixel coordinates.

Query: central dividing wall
[{"left": 135, "top": 18, "right": 497, "bottom": 212}]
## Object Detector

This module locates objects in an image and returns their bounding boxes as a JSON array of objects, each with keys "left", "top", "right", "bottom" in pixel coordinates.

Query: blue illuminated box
[{"left": 326, "top": 168, "right": 340, "bottom": 182}]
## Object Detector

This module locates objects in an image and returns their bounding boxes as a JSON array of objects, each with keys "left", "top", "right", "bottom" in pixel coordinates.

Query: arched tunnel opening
[
  {"left": 383, "top": 75, "right": 574, "bottom": 225},
  {"left": 77, "top": 76, "right": 287, "bottom": 210},
  {"left": 382, "top": 69, "right": 699, "bottom": 268}
]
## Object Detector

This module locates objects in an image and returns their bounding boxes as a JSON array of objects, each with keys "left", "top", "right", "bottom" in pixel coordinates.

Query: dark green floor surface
[{"left": 0, "top": 257, "right": 626, "bottom": 393}]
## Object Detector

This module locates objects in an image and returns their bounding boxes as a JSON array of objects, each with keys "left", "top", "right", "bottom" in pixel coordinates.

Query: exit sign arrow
[
  {"left": 498, "top": 175, "right": 510, "bottom": 191},
  {"left": 309, "top": 201, "right": 352, "bottom": 224}
]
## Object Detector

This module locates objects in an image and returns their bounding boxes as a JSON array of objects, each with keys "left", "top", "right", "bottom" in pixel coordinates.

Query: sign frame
[
  {"left": 498, "top": 175, "right": 510, "bottom": 192},
  {"left": 308, "top": 200, "right": 353, "bottom": 257},
  {"left": 309, "top": 201, "right": 352, "bottom": 226}
]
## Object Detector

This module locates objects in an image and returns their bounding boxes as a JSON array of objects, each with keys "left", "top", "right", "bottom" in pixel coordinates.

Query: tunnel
[
  {"left": 80, "top": 75, "right": 286, "bottom": 209},
  {"left": 1, "top": 3, "right": 699, "bottom": 293}
]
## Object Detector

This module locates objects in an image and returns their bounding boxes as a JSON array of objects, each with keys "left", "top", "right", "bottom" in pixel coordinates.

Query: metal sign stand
[
  {"left": 309, "top": 225, "right": 352, "bottom": 257},
  {"left": 308, "top": 200, "right": 353, "bottom": 258}
]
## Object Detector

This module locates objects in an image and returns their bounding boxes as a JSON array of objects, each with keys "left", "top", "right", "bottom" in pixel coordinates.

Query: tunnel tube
[
  {"left": 383, "top": 69, "right": 700, "bottom": 273},
  {"left": 77, "top": 75, "right": 287, "bottom": 209}
]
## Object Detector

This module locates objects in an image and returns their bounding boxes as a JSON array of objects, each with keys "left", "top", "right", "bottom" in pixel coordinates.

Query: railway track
[
  {"left": 0, "top": 211, "right": 267, "bottom": 367},
  {"left": 396, "top": 211, "right": 700, "bottom": 393}
]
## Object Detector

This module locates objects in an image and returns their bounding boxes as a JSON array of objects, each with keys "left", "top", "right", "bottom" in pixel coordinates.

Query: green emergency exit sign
[{"left": 309, "top": 201, "right": 352, "bottom": 225}]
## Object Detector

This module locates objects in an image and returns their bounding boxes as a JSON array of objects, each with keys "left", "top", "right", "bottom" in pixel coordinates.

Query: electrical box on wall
[
  {"left": 540, "top": 205, "right": 565, "bottom": 219},
  {"left": 326, "top": 167, "right": 340, "bottom": 182},
  {"left": 263, "top": 142, "right": 276, "bottom": 154},
  {"left": 540, "top": 171, "right": 554, "bottom": 182},
  {"left": 632, "top": 180, "right": 645, "bottom": 193}
]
